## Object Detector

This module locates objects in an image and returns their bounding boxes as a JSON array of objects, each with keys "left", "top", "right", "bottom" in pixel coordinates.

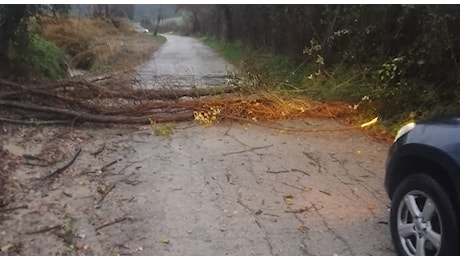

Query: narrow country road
[
  {"left": 0, "top": 33, "right": 396, "bottom": 256},
  {"left": 136, "top": 34, "right": 235, "bottom": 89}
]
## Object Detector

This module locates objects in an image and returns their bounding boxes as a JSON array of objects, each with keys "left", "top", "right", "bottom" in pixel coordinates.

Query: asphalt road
[
  {"left": 96, "top": 121, "right": 395, "bottom": 256},
  {"left": 1, "top": 120, "right": 395, "bottom": 256},
  {"left": 136, "top": 34, "right": 235, "bottom": 89}
]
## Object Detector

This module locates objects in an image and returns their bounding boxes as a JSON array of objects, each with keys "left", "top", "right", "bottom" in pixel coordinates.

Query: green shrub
[
  {"left": 29, "top": 34, "right": 68, "bottom": 81},
  {"left": 6, "top": 34, "right": 68, "bottom": 81}
]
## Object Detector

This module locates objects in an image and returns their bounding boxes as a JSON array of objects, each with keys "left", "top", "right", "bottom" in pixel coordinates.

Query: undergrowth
[
  {"left": 201, "top": 37, "right": 460, "bottom": 138},
  {"left": 42, "top": 16, "right": 165, "bottom": 73},
  {"left": 28, "top": 34, "right": 68, "bottom": 81},
  {"left": 41, "top": 17, "right": 118, "bottom": 70},
  {"left": 200, "top": 37, "right": 245, "bottom": 68}
]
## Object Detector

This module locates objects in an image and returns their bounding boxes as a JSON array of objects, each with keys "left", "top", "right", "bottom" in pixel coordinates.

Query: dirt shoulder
[{"left": 88, "top": 34, "right": 166, "bottom": 74}]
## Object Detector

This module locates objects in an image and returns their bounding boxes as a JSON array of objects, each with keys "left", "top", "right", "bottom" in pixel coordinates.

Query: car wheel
[{"left": 390, "top": 174, "right": 459, "bottom": 255}]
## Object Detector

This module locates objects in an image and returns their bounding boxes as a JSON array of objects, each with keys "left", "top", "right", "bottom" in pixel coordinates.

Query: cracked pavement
[{"left": 1, "top": 119, "right": 395, "bottom": 255}]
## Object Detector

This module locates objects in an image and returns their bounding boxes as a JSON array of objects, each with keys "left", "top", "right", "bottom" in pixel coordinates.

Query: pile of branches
[
  {"left": 0, "top": 73, "right": 228, "bottom": 125},
  {"left": 0, "top": 73, "right": 356, "bottom": 126}
]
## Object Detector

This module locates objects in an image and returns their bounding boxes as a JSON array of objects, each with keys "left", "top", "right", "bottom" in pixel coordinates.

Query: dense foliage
[
  {"left": 0, "top": 4, "right": 69, "bottom": 80},
  {"left": 0, "top": 4, "right": 137, "bottom": 81},
  {"left": 184, "top": 5, "right": 460, "bottom": 122}
]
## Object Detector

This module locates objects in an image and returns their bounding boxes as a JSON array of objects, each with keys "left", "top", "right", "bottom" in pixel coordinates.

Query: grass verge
[{"left": 200, "top": 37, "right": 245, "bottom": 68}]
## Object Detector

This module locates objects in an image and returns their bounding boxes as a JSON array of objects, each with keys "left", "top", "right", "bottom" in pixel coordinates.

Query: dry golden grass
[
  {"left": 41, "top": 17, "right": 161, "bottom": 71},
  {"left": 194, "top": 91, "right": 356, "bottom": 121},
  {"left": 42, "top": 16, "right": 117, "bottom": 53},
  {"left": 194, "top": 92, "right": 392, "bottom": 142}
]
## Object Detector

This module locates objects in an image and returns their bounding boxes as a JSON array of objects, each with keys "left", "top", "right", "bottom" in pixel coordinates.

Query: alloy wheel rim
[{"left": 397, "top": 190, "right": 442, "bottom": 256}]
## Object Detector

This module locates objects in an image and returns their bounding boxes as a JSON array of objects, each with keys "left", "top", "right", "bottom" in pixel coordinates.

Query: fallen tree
[
  {"left": 0, "top": 75, "right": 237, "bottom": 123},
  {"left": 0, "top": 74, "right": 362, "bottom": 128}
]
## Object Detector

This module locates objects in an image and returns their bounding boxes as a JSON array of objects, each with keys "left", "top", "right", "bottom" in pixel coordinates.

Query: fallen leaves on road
[
  {"left": 97, "top": 185, "right": 107, "bottom": 194},
  {"left": 74, "top": 242, "right": 84, "bottom": 250},
  {"left": 283, "top": 195, "right": 294, "bottom": 205},
  {"left": 367, "top": 203, "right": 375, "bottom": 211},
  {"left": 160, "top": 238, "right": 169, "bottom": 244},
  {"left": 297, "top": 225, "right": 306, "bottom": 233}
]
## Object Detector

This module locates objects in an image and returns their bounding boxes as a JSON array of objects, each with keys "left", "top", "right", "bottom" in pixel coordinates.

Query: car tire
[{"left": 390, "top": 173, "right": 459, "bottom": 255}]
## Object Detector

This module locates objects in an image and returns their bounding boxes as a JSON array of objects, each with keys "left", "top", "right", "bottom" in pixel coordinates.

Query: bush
[
  {"left": 29, "top": 34, "right": 68, "bottom": 81},
  {"left": 5, "top": 33, "right": 68, "bottom": 81}
]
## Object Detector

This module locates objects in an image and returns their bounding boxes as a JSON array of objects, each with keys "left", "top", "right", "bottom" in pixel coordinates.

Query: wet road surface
[
  {"left": 1, "top": 120, "right": 395, "bottom": 255},
  {"left": 136, "top": 34, "right": 235, "bottom": 89}
]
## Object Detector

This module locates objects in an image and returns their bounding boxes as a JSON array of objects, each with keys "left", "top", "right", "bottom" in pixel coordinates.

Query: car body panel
[{"left": 385, "top": 117, "right": 460, "bottom": 204}]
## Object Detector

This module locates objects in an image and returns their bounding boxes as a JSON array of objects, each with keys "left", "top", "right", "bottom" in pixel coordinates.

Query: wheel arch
[{"left": 386, "top": 144, "right": 460, "bottom": 209}]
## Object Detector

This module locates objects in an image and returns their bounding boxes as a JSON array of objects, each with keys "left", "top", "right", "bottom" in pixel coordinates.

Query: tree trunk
[
  {"left": 223, "top": 5, "right": 234, "bottom": 41},
  {"left": 154, "top": 5, "right": 162, "bottom": 36}
]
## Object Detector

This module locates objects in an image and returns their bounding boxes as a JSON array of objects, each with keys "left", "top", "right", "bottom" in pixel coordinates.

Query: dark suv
[{"left": 385, "top": 117, "right": 460, "bottom": 256}]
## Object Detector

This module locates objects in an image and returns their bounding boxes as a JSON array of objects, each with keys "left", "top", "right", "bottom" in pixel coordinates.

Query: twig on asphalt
[
  {"left": 25, "top": 224, "right": 62, "bottom": 235},
  {"left": 42, "top": 148, "right": 81, "bottom": 180},
  {"left": 281, "top": 181, "right": 304, "bottom": 191},
  {"left": 95, "top": 217, "right": 128, "bottom": 232},
  {"left": 224, "top": 123, "right": 233, "bottom": 136},
  {"left": 0, "top": 205, "right": 28, "bottom": 213},
  {"left": 263, "top": 213, "right": 279, "bottom": 217},
  {"left": 62, "top": 191, "right": 72, "bottom": 197},
  {"left": 116, "top": 163, "right": 134, "bottom": 175},
  {"left": 97, "top": 184, "right": 116, "bottom": 205},
  {"left": 291, "top": 168, "right": 310, "bottom": 176},
  {"left": 90, "top": 143, "right": 105, "bottom": 156},
  {"left": 222, "top": 144, "right": 273, "bottom": 156},
  {"left": 319, "top": 190, "right": 332, "bottom": 196},
  {"left": 254, "top": 219, "right": 263, "bottom": 229},
  {"left": 120, "top": 179, "right": 143, "bottom": 186},
  {"left": 284, "top": 207, "right": 312, "bottom": 213},
  {"left": 114, "top": 158, "right": 148, "bottom": 175},
  {"left": 101, "top": 159, "right": 120, "bottom": 172},
  {"left": 267, "top": 169, "right": 289, "bottom": 174}
]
